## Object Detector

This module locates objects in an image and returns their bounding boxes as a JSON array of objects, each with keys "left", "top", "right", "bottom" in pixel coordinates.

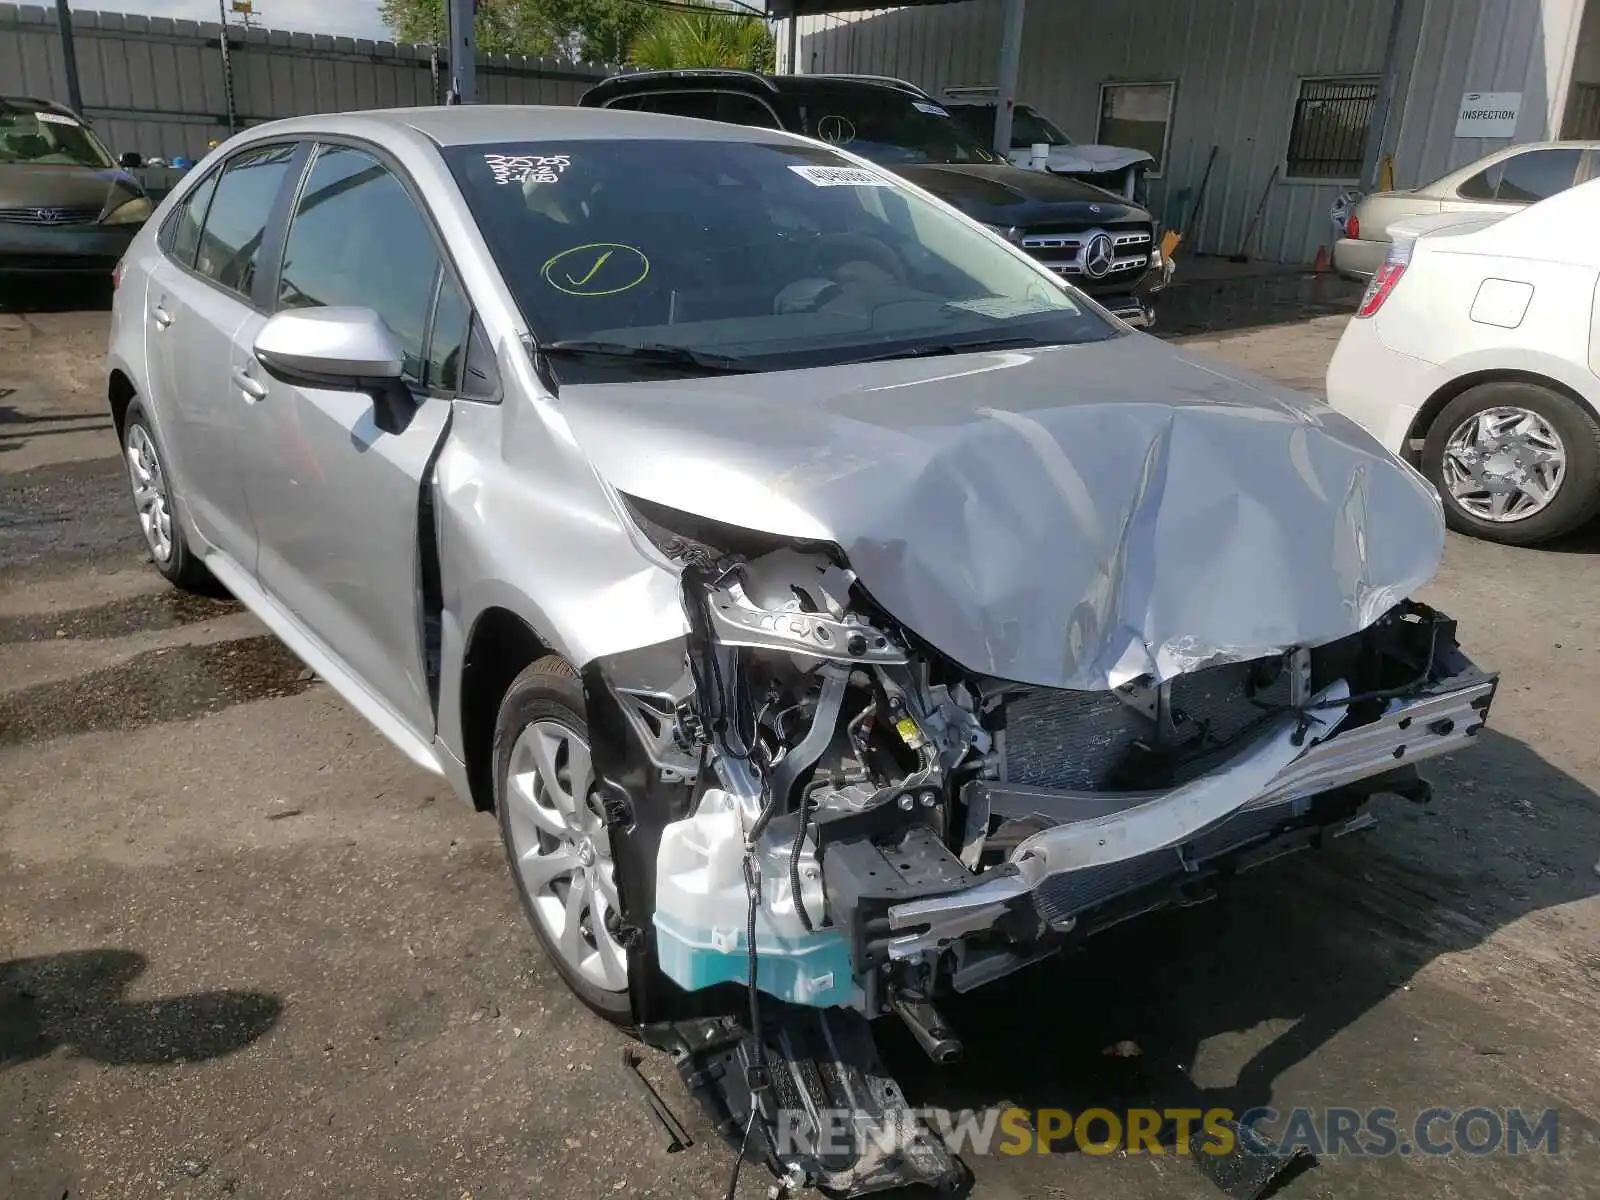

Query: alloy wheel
[
  {"left": 502, "top": 719, "right": 628, "bottom": 992},
  {"left": 126, "top": 423, "right": 174, "bottom": 563}
]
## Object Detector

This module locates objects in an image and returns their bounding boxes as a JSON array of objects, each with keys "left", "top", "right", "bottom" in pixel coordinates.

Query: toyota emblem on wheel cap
[{"left": 1082, "top": 233, "right": 1115, "bottom": 279}]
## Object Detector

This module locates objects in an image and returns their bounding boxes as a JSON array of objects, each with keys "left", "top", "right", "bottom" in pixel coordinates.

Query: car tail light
[
  {"left": 1346, "top": 213, "right": 1360, "bottom": 240},
  {"left": 1355, "top": 239, "right": 1412, "bottom": 318},
  {"left": 112, "top": 260, "right": 124, "bottom": 291}
]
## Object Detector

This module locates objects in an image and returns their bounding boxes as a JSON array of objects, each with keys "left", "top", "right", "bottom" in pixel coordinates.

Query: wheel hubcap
[
  {"left": 503, "top": 720, "right": 628, "bottom": 993},
  {"left": 126, "top": 424, "right": 174, "bottom": 563},
  {"left": 1441, "top": 406, "right": 1567, "bottom": 523}
]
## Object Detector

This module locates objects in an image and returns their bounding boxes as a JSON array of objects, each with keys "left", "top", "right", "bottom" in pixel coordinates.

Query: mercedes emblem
[{"left": 1082, "top": 233, "right": 1116, "bottom": 279}]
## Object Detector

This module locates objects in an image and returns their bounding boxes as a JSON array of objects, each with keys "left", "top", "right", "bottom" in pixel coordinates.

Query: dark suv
[{"left": 579, "top": 70, "right": 1170, "bottom": 327}]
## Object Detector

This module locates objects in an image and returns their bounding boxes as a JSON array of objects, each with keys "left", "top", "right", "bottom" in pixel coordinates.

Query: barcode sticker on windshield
[
  {"left": 913, "top": 101, "right": 949, "bottom": 116},
  {"left": 789, "top": 165, "right": 892, "bottom": 188}
]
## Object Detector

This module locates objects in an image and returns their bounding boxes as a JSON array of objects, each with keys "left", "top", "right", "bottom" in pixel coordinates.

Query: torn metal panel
[{"left": 559, "top": 335, "right": 1444, "bottom": 691}]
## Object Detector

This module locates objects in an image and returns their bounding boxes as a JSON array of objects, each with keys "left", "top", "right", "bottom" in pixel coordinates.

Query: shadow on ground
[
  {"left": 0, "top": 275, "right": 113, "bottom": 315},
  {"left": 872, "top": 727, "right": 1599, "bottom": 1169},
  {"left": 1156, "top": 264, "right": 1362, "bottom": 338},
  {"left": 0, "top": 949, "right": 282, "bottom": 1068}
]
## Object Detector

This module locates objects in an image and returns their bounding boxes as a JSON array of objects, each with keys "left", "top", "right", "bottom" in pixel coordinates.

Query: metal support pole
[
  {"left": 54, "top": 0, "right": 85, "bottom": 114},
  {"left": 786, "top": 15, "right": 799, "bottom": 75},
  {"left": 1358, "top": 0, "right": 1409, "bottom": 190},
  {"left": 217, "top": 0, "right": 238, "bottom": 135},
  {"left": 447, "top": 0, "right": 477, "bottom": 105},
  {"left": 992, "top": 0, "right": 1026, "bottom": 157}
]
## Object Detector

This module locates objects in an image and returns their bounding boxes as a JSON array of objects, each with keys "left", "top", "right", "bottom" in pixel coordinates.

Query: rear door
[
  {"left": 145, "top": 142, "right": 301, "bottom": 566},
  {"left": 237, "top": 141, "right": 463, "bottom": 738}
]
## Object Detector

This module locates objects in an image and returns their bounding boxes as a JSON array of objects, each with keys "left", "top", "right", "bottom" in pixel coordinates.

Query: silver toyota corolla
[{"left": 106, "top": 105, "right": 1497, "bottom": 1192}]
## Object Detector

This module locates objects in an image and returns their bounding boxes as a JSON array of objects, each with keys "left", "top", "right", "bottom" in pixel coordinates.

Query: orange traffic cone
[{"left": 1312, "top": 245, "right": 1331, "bottom": 273}]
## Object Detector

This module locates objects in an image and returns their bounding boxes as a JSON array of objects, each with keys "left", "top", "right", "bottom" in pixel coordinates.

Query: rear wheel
[
  {"left": 1422, "top": 381, "right": 1600, "bottom": 545},
  {"left": 122, "top": 398, "right": 211, "bottom": 590},
  {"left": 493, "top": 656, "right": 631, "bottom": 1023}
]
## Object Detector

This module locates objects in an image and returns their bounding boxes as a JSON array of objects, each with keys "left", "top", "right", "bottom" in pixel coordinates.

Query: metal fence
[{"left": 0, "top": 2, "right": 617, "bottom": 192}]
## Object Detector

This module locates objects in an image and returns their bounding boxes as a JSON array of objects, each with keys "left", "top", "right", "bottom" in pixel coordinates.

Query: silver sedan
[{"left": 106, "top": 104, "right": 1496, "bottom": 1194}]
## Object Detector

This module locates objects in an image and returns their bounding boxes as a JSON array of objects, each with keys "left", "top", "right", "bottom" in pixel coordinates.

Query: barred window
[{"left": 1286, "top": 77, "right": 1380, "bottom": 180}]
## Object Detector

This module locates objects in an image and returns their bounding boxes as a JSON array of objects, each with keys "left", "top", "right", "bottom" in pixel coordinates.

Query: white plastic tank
[{"left": 653, "top": 788, "right": 857, "bottom": 1008}]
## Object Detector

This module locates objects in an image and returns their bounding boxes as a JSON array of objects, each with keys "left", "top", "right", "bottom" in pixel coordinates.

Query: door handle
[
  {"left": 232, "top": 367, "right": 268, "bottom": 400},
  {"left": 151, "top": 304, "right": 174, "bottom": 329}
]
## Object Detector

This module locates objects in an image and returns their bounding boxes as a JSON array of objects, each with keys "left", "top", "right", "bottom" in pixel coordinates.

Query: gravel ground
[{"left": 2, "top": 275, "right": 1598, "bottom": 1200}]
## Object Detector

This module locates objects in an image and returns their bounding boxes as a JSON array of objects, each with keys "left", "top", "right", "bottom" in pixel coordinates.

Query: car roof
[
  {"left": 584, "top": 70, "right": 931, "bottom": 102},
  {"left": 1418, "top": 139, "right": 1600, "bottom": 193},
  {"left": 0, "top": 95, "right": 81, "bottom": 117},
  {"left": 226, "top": 103, "right": 806, "bottom": 149}
]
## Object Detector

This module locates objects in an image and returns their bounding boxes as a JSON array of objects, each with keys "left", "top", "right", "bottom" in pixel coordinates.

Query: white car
[{"left": 1326, "top": 179, "right": 1600, "bottom": 545}]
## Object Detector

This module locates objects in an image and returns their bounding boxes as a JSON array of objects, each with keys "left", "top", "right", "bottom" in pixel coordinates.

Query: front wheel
[
  {"left": 493, "top": 656, "right": 632, "bottom": 1024},
  {"left": 1422, "top": 381, "right": 1600, "bottom": 545}
]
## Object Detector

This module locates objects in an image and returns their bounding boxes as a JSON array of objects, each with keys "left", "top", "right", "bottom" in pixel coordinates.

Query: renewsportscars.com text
[{"left": 774, "top": 1105, "right": 1560, "bottom": 1158}]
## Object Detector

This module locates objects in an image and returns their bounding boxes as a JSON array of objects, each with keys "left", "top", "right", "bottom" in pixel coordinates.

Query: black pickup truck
[{"left": 579, "top": 70, "right": 1173, "bottom": 327}]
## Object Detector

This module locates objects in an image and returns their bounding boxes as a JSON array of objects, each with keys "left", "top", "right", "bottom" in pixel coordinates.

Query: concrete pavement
[{"left": 3, "top": 293, "right": 1598, "bottom": 1200}]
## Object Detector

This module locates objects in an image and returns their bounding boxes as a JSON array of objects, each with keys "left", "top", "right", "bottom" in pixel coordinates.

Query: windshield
[
  {"left": 949, "top": 104, "right": 1073, "bottom": 150},
  {"left": 444, "top": 138, "right": 1116, "bottom": 380},
  {"left": 791, "top": 91, "right": 998, "bottom": 167},
  {"left": 0, "top": 102, "right": 113, "bottom": 168},
  {"left": 1011, "top": 106, "right": 1072, "bottom": 148}
]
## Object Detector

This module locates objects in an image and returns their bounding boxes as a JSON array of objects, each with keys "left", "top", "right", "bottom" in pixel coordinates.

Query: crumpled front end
[
  {"left": 562, "top": 343, "right": 1495, "bottom": 1194},
  {"left": 590, "top": 519, "right": 1494, "bottom": 1022},
  {"left": 583, "top": 511, "right": 1495, "bottom": 1194}
]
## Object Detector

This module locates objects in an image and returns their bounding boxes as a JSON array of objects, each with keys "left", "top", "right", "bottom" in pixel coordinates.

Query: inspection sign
[{"left": 1455, "top": 92, "right": 1521, "bottom": 138}]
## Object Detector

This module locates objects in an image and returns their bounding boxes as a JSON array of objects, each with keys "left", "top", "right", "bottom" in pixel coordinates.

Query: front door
[{"left": 238, "top": 142, "right": 465, "bottom": 739}]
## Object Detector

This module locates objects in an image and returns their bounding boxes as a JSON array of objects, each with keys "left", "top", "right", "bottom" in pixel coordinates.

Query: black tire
[
  {"left": 1422, "top": 381, "right": 1600, "bottom": 546},
  {"left": 493, "top": 655, "right": 632, "bottom": 1024},
  {"left": 121, "top": 398, "right": 212, "bottom": 590}
]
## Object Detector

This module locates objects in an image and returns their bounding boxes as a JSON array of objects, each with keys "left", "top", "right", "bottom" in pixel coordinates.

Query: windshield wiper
[
  {"left": 853, "top": 335, "right": 1052, "bottom": 363},
  {"left": 540, "top": 339, "right": 755, "bottom": 374}
]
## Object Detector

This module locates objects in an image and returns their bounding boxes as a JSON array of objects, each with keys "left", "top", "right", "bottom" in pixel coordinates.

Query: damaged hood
[
  {"left": 1007, "top": 144, "right": 1155, "bottom": 175},
  {"left": 557, "top": 336, "right": 1445, "bottom": 691}
]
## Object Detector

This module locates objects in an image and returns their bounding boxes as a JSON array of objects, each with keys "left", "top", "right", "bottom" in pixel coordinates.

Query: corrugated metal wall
[
  {"left": 0, "top": 2, "right": 614, "bottom": 173},
  {"left": 795, "top": 0, "right": 1588, "bottom": 262}
]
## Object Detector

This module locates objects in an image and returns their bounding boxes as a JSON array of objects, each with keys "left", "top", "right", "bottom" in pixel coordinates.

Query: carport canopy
[{"left": 763, "top": 0, "right": 1407, "bottom": 190}]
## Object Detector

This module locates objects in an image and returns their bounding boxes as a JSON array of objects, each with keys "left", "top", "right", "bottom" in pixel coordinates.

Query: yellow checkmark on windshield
[
  {"left": 541, "top": 243, "right": 650, "bottom": 296},
  {"left": 565, "top": 249, "right": 613, "bottom": 287}
]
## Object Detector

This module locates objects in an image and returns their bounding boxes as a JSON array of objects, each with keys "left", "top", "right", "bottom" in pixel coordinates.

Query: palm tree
[{"left": 626, "top": 7, "right": 774, "bottom": 71}]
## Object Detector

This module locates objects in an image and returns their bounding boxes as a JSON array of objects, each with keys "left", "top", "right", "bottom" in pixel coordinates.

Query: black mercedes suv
[{"left": 579, "top": 70, "right": 1172, "bottom": 327}]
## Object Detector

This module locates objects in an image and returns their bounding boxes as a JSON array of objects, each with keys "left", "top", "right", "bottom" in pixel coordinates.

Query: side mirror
[
  {"left": 118, "top": 151, "right": 144, "bottom": 170},
  {"left": 254, "top": 307, "right": 404, "bottom": 385}
]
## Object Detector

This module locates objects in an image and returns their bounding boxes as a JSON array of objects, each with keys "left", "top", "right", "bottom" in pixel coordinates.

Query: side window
[
  {"left": 604, "top": 96, "right": 646, "bottom": 111},
  {"left": 426, "top": 275, "right": 471, "bottom": 393},
  {"left": 1458, "top": 163, "right": 1502, "bottom": 200},
  {"left": 1495, "top": 148, "right": 1583, "bottom": 203},
  {"left": 717, "top": 94, "right": 781, "bottom": 129},
  {"left": 277, "top": 143, "right": 442, "bottom": 381},
  {"left": 638, "top": 92, "right": 720, "bottom": 121},
  {"left": 162, "top": 169, "right": 219, "bottom": 268},
  {"left": 194, "top": 143, "right": 297, "bottom": 298}
]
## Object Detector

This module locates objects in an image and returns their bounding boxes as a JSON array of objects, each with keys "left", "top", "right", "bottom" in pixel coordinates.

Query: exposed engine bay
[{"left": 582, "top": 500, "right": 1497, "bottom": 1196}]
